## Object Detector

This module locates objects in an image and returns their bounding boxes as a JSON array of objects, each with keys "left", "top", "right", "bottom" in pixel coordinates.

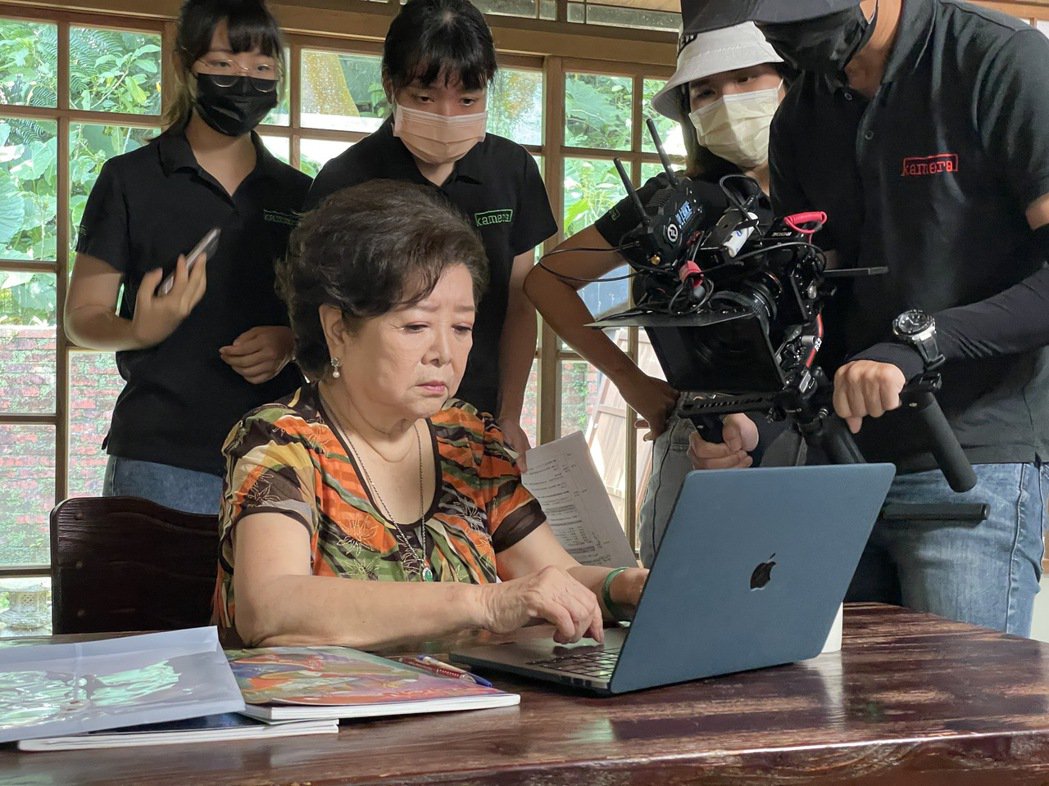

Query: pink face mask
[{"left": 393, "top": 103, "right": 487, "bottom": 165}]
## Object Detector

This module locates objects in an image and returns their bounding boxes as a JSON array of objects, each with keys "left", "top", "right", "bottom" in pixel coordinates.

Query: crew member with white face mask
[
  {"left": 524, "top": 23, "right": 789, "bottom": 565},
  {"left": 305, "top": 0, "right": 556, "bottom": 459}
]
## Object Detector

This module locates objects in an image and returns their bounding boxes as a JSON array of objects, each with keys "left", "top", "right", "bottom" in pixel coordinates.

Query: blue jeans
[
  {"left": 637, "top": 415, "right": 695, "bottom": 567},
  {"left": 102, "top": 455, "right": 224, "bottom": 515},
  {"left": 846, "top": 462, "right": 1048, "bottom": 636}
]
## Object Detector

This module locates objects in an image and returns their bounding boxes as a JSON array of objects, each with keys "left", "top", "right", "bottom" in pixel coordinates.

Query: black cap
[{"left": 682, "top": 0, "right": 862, "bottom": 34}]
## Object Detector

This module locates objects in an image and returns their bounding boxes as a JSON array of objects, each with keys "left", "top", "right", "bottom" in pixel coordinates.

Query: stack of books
[{"left": 1, "top": 628, "right": 518, "bottom": 752}]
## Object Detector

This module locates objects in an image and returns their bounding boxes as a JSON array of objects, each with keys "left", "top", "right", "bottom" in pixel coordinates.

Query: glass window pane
[
  {"left": 488, "top": 68, "right": 543, "bottom": 147},
  {"left": 565, "top": 73, "right": 632, "bottom": 151},
  {"left": 70, "top": 26, "right": 162, "bottom": 115},
  {"left": 260, "top": 134, "right": 290, "bottom": 163},
  {"left": 641, "top": 161, "right": 665, "bottom": 183},
  {"left": 0, "top": 279, "right": 56, "bottom": 414},
  {"left": 69, "top": 123, "right": 157, "bottom": 257},
  {"left": 559, "top": 359, "right": 626, "bottom": 527},
  {"left": 563, "top": 157, "right": 631, "bottom": 317},
  {"left": 69, "top": 351, "right": 123, "bottom": 498},
  {"left": 563, "top": 156, "right": 624, "bottom": 237},
  {"left": 473, "top": 0, "right": 538, "bottom": 18},
  {"left": 0, "top": 116, "right": 57, "bottom": 261},
  {"left": 580, "top": 4, "right": 679, "bottom": 32},
  {"left": 261, "top": 47, "right": 291, "bottom": 128},
  {"left": 300, "top": 138, "right": 351, "bottom": 178},
  {"left": 0, "top": 577, "right": 51, "bottom": 636},
  {"left": 0, "top": 424, "right": 54, "bottom": 568},
  {"left": 642, "top": 78, "right": 686, "bottom": 159},
  {"left": 301, "top": 50, "right": 385, "bottom": 133},
  {"left": 0, "top": 18, "right": 57, "bottom": 108},
  {"left": 1038, "top": 20, "right": 1049, "bottom": 37}
]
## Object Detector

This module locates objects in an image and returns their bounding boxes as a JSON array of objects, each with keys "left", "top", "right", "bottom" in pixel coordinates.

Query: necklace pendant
[{"left": 421, "top": 566, "right": 434, "bottom": 582}]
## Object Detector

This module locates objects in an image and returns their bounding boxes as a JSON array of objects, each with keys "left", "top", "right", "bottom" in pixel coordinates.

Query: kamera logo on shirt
[
  {"left": 475, "top": 209, "right": 513, "bottom": 228},
  {"left": 263, "top": 209, "right": 300, "bottom": 227},
  {"left": 901, "top": 153, "right": 959, "bottom": 178}
]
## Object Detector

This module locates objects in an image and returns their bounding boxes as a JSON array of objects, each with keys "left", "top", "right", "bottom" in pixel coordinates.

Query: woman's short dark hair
[
  {"left": 382, "top": 0, "right": 497, "bottom": 93},
  {"left": 279, "top": 180, "right": 490, "bottom": 379},
  {"left": 165, "top": 0, "right": 285, "bottom": 127}
]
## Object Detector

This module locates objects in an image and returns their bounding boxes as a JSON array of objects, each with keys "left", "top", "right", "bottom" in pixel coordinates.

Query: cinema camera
[{"left": 591, "top": 120, "right": 976, "bottom": 493}]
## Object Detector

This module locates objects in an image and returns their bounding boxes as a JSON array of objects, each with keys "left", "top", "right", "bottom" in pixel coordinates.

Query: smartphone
[{"left": 156, "top": 227, "right": 221, "bottom": 296}]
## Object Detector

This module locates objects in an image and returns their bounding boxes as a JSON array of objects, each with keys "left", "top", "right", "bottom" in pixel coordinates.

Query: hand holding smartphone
[{"left": 156, "top": 227, "right": 220, "bottom": 296}]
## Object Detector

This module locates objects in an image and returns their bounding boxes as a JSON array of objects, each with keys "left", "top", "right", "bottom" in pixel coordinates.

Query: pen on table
[{"left": 397, "top": 655, "right": 494, "bottom": 688}]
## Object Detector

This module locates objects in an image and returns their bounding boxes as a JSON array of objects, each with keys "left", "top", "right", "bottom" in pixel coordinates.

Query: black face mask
[
  {"left": 759, "top": 4, "right": 878, "bottom": 81},
  {"left": 194, "top": 73, "right": 277, "bottom": 137}
]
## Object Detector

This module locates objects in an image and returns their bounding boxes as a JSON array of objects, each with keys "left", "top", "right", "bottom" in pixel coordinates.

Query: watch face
[{"left": 895, "top": 309, "right": 932, "bottom": 336}]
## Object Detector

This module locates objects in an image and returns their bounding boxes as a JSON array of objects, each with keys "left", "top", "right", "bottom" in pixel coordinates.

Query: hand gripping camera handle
[{"left": 907, "top": 390, "right": 977, "bottom": 492}]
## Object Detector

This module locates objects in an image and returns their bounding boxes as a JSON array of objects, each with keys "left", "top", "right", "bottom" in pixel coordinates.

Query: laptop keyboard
[{"left": 527, "top": 647, "right": 621, "bottom": 678}]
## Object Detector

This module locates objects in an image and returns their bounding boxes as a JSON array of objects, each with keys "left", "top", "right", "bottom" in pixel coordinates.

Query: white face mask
[
  {"left": 688, "top": 84, "right": 781, "bottom": 171},
  {"left": 393, "top": 103, "right": 487, "bottom": 166}
]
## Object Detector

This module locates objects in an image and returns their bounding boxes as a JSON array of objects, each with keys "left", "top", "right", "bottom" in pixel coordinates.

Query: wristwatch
[{"left": 892, "top": 309, "right": 944, "bottom": 371}]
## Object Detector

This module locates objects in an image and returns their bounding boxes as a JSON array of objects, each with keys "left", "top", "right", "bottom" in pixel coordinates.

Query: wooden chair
[{"left": 49, "top": 496, "right": 219, "bottom": 634}]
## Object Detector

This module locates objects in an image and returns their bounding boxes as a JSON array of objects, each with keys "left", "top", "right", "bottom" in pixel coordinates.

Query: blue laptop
[{"left": 451, "top": 463, "right": 895, "bottom": 695}]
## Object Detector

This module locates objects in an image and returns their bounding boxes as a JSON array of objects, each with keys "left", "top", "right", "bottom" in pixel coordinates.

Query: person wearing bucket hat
[
  {"left": 681, "top": 0, "right": 1049, "bottom": 637},
  {"left": 524, "top": 23, "right": 791, "bottom": 567}
]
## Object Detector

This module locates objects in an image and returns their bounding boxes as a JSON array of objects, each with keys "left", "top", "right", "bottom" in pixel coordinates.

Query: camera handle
[
  {"left": 677, "top": 366, "right": 987, "bottom": 523},
  {"left": 899, "top": 374, "right": 977, "bottom": 493}
]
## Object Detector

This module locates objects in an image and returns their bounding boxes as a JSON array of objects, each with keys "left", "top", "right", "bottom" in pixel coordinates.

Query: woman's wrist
[{"left": 602, "top": 567, "right": 646, "bottom": 620}]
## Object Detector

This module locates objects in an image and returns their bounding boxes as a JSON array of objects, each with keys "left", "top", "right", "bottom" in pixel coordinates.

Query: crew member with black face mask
[
  {"left": 683, "top": 0, "right": 1049, "bottom": 636},
  {"left": 304, "top": 0, "right": 557, "bottom": 460},
  {"left": 66, "top": 0, "right": 310, "bottom": 514}
]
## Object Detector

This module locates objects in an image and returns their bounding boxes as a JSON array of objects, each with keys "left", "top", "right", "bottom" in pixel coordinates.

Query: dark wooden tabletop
[{"left": 4, "top": 603, "right": 1049, "bottom": 785}]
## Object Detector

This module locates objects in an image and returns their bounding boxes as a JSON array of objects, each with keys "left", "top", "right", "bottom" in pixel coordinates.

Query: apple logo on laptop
[{"left": 750, "top": 554, "right": 776, "bottom": 590}]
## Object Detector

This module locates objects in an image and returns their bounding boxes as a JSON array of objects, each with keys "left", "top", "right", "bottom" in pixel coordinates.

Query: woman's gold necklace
[{"left": 335, "top": 417, "right": 434, "bottom": 582}]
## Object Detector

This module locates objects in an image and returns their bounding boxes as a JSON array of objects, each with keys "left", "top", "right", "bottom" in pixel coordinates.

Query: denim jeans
[
  {"left": 637, "top": 414, "right": 696, "bottom": 567},
  {"left": 846, "top": 462, "right": 1048, "bottom": 636},
  {"left": 102, "top": 455, "right": 224, "bottom": 515}
]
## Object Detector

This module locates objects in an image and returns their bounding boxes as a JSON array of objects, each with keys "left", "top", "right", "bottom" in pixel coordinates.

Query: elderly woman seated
[{"left": 214, "top": 180, "right": 648, "bottom": 649}]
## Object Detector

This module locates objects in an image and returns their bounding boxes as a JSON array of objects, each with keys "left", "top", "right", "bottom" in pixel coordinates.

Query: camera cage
[{"left": 584, "top": 119, "right": 978, "bottom": 497}]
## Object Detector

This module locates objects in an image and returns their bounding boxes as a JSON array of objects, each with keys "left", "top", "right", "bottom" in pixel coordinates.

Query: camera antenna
[
  {"left": 646, "top": 117, "right": 680, "bottom": 188},
  {"left": 613, "top": 157, "right": 651, "bottom": 233}
]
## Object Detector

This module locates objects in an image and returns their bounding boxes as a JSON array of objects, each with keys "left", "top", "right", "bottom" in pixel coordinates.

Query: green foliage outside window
[
  {"left": 564, "top": 72, "right": 631, "bottom": 151},
  {"left": 69, "top": 26, "right": 161, "bottom": 115},
  {"left": 0, "top": 19, "right": 56, "bottom": 107}
]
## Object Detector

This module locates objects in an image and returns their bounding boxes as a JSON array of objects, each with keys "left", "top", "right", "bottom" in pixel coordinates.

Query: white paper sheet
[{"left": 522, "top": 431, "right": 638, "bottom": 567}]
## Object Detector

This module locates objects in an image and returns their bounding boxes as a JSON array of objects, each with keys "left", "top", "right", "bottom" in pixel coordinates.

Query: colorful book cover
[{"left": 227, "top": 647, "right": 519, "bottom": 721}]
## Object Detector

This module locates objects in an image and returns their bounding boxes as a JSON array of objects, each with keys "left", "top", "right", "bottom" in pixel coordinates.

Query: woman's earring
[{"left": 330, "top": 356, "right": 342, "bottom": 379}]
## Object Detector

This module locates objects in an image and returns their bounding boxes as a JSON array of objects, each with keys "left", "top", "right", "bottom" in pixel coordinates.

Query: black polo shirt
[
  {"left": 75, "top": 127, "right": 311, "bottom": 475},
  {"left": 304, "top": 119, "right": 557, "bottom": 415},
  {"left": 770, "top": 0, "right": 1049, "bottom": 470}
]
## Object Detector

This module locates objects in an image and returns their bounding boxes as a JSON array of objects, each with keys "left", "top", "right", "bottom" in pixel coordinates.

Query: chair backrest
[{"left": 49, "top": 496, "right": 219, "bottom": 634}]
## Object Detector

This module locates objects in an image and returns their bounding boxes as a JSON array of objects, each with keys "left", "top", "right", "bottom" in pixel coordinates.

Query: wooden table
[{"left": 4, "top": 603, "right": 1049, "bottom": 785}]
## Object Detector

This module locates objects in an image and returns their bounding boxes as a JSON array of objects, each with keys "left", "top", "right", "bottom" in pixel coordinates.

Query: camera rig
[{"left": 591, "top": 120, "right": 978, "bottom": 498}]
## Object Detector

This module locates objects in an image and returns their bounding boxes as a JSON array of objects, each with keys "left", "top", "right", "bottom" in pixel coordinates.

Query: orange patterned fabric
[{"left": 213, "top": 384, "right": 544, "bottom": 641}]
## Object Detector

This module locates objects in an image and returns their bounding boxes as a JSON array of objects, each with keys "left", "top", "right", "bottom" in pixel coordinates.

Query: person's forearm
[
  {"left": 65, "top": 304, "right": 148, "bottom": 351},
  {"left": 497, "top": 290, "right": 537, "bottom": 423},
  {"left": 525, "top": 264, "right": 645, "bottom": 388},
  {"left": 235, "top": 574, "right": 487, "bottom": 650},
  {"left": 936, "top": 264, "right": 1049, "bottom": 361}
]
